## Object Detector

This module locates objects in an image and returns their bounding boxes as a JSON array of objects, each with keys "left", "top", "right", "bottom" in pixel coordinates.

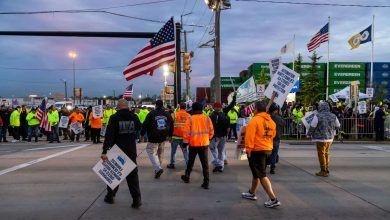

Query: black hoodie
[{"left": 141, "top": 107, "right": 173, "bottom": 143}]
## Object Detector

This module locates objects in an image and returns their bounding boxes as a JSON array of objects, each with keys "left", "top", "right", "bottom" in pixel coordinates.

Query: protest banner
[
  {"left": 358, "top": 101, "right": 367, "bottom": 114},
  {"left": 366, "top": 88, "right": 374, "bottom": 98},
  {"left": 264, "top": 65, "right": 300, "bottom": 107},
  {"left": 58, "top": 116, "right": 69, "bottom": 128},
  {"left": 100, "top": 125, "right": 107, "bottom": 136},
  {"left": 92, "top": 105, "right": 103, "bottom": 118},
  {"left": 70, "top": 122, "right": 83, "bottom": 134},
  {"left": 92, "top": 145, "right": 136, "bottom": 190},
  {"left": 329, "top": 94, "right": 339, "bottom": 103},
  {"left": 269, "top": 57, "right": 282, "bottom": 79},
  {"left": 301, "top": 110, "right": 317, "bottom": 134},
  {"left": 236, "top": 77, "right": 259, "bottom": 104}
]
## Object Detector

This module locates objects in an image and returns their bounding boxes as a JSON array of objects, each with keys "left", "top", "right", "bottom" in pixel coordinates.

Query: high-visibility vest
[
  {"left": 68, "top": 112, "right": 85, "bottom": 124},
  {"left": 103, "top": 109, "right": 116, "bottom": 124},
  {"left": 89, "top": 114, "right": 102, "bottom": 129},
  {"left": 26, "top": 112, "right": 40, "bottom": 126},
  {"left": 48, "top": 110, "right": 59, "bottom": 126},
  {"left": 173, "top": 110, "right": 191, "bottom": 139},
  {"left": 10, "top": 110, "right": 20, "bottom": 127},
  {"left": 183, "top": 114, "right": 214, "bottom": 147},
  {"left": 228, "top": 110, "right": 238, "bottom": 124}
]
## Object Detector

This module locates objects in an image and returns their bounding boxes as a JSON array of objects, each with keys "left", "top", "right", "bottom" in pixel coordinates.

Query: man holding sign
[{"left": 101, "top": 99, "right": 142, "bottom": 209}]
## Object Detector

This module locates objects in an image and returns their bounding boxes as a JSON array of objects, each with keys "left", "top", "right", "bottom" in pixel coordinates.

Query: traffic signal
[
  {"left": 183, "top": 52, "right": 191, "bottom": 72},
  {"left": 165, "top": 85, "right": 171, "bottom": 94},
  {"left": 168, "top": 62, "right": 176, "bottom": 73}
]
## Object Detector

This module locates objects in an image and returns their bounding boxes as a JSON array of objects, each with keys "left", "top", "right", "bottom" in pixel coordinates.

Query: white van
[{"left": 54, "top": 101, "right": 73, "bottom": 110}]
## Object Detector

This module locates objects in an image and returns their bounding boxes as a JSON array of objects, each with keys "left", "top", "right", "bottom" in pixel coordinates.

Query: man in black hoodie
[
  {"left": 141, "top": 100, "right": 173, "bottom": 179},
  {"left": 0, "top": 105, "right": 10, "bottom": 142},
  {"left": 101, "top": 99, "right": 142, "bottom": 209}
]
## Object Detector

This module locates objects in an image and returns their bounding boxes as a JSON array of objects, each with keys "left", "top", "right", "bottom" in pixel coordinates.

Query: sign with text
[
  {"left": 366, "top": 88, "right": 374, "bottom": 98},
  {"left": 301, "top": 110, "right": 317, "bottom": 134},
  {"left": 256, "top": 84, "right": 265, "bottom": 99},
  {"left": 70, "top": 122, "right": 83, "bottom": 134},
  {"left": 236, "top": 77, "right": 259, "bottom": 103},
  {"left": 92, "top": 105, "right": 103, "bottom": 118},
  {"left": 269, "top": 56, "right": 282, "bottom": 79},
  {"left": 329, "top": 94, "right": 339, "bottom": 103},
  {"left": 264, "top": 65, "right": 300, "bottom": 107},
  {"left": 92, "top": 145, "right": 136, "bottom": 190},
  {"left": 58, "top": 116, "right": 69, "bottom": 128},
  {"left": 358, "top": 101, "right": 367, "bottom": 114}
]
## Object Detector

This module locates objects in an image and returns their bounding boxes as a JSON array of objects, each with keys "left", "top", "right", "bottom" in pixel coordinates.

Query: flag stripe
[
  {"left": 124, "top": 48, "right": 175, "bottom": 75},
  {"left": 307, "top": 23, "right": 329, "bottom": 52},
  {"left": 124, "top": 55, "right": 175, "bottom": 80},
  {"left": 129, "top": 42, "right": 175, "bottom": 65}
]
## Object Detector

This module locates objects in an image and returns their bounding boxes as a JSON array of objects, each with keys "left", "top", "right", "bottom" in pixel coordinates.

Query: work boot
[
  {"left": 181, "top": 175, "right": 190, "bottom": 183},
  {"left": 166, "top": 164, "right": 175, "bottom": 169},
  {"left": 104, "top": 195, "right": 114, "bottom": 204},
  {"left": 315, "top": 170, "right": 328, "bottom": 177},
  {"left": 131, "top": 197, "right": 142, "bottom": 209},
  {"left": 155, "top": 169, "right": 164, "bottom": 179},
  {"left": 201, "top": 182, "right": 209, "bottom": 190}
]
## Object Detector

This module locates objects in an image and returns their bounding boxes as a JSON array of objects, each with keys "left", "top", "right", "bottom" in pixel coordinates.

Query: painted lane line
[
  {"left": 364, "top": 145, "right": 390, "bottom": 153},
  {"left": 0, "top": 144, "right": 90, "bottom": 176},
  {"left": 23, "top": 144, "right": 79, "bottom": 152}
]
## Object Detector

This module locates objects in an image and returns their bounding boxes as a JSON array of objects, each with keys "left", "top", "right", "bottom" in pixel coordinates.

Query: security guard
[
  {"left": 167, "top": 102, "right": 191, "bottom": 169},
  {"left": 101, "top": 99, "right": 142, "bottom": 209},
  {"left": 181, "top": 102, "right": 214, "bottom": 189}
]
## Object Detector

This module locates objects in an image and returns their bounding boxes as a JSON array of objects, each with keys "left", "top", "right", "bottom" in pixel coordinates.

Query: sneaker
[
  {"left": 315, "top": 171, "right": 329, "bottom": 177},
  {"left": 181, "top": 175, "right": 190, "bottom": 183},
  {"left": 166, "top": 164, "right": 175, "bottom": 169},
  {"left": 104, "top": 195, "right": 114, "bottom": 204},
  {"left": 242, "top": 191, "right": 257, "bottom": 200},
  {"left": 264, "top": 198, "right": 281, "bottom": 208},
  {"left": 201, "top": 182, "right": 209, "bottom": 190},
  {"left": 155, "top": 169, "right": 164, "bottom": 179}
]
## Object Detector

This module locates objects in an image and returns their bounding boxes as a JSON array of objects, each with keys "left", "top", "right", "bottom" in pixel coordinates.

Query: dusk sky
[{"left": 1, "top": 0, "right": 389, "bottom": 98}]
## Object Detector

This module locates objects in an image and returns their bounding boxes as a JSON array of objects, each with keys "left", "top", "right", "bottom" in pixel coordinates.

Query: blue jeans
[
  {"left": 270, "top": 142, "right": 280, "bottom": 169},
  {"left": 169, "top": 139, "right": 189, "bottom": 165},
  {"left": 209, "top": 137, "right": 226, "bottom": 168},
  {"left": 28, "top": 125, "right": 40, "bottom": 141},
  {"left": 49, "top": 124, "right": 59, "bottom": 142}
]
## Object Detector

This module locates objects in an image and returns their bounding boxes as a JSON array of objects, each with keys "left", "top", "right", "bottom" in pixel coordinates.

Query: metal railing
[{"left": 281, "top": 117, "right": 389, "bottom": 140}]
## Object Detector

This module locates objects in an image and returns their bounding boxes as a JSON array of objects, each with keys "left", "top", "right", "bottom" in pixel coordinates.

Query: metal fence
[{"left": 282, "top": 117, "right": 389, "bottom": 140}]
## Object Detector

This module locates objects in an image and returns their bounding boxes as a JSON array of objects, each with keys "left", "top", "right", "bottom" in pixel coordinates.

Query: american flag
[
  {"left": 123, "top": 84, "right": 134, "bottom": 99},
  {"left": 36, "top": 98, "right": 52, "bottom": 132},
  {"left": 307, "top": 23, "right": 329, "bottom": 52},
  {"left": 244, "top": 103, "right": 255, "bottom": 116},
  {"left": 123, "top": 17, "right": 176, "bottom": 81}
]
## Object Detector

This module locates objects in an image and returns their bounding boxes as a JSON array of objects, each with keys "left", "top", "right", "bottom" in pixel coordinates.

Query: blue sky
[{"left": 0, "top": 0, "right": 389, "bottom": 98}]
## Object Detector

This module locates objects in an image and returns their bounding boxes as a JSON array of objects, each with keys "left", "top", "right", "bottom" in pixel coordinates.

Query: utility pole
[
  {"left": 214, "top": 6, "right": 221, "bottom": 103},
  {"left": 64, "top": 80, "right": 68, "bottom": 101},
  {"left": 181, "top": 13, "right": 192, "bottom": 100},
  {"left": 174, "top": 22, "right": 182, "bottom": 106}
]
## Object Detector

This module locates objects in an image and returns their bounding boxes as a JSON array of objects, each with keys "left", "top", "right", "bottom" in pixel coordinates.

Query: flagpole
[
  {"left": 292, "top": 34, "right": 296, "bottom": 71},
  {"left": 370, "top": 15, "right": 375, "bottom": 88},
  {"left": 326, "top": 16, "right": 330, "bottom": 100}
]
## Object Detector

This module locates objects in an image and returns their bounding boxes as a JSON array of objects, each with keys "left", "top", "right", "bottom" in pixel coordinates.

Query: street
[{"left": 0, "top": 141, "right": 389, "bottom": 220}]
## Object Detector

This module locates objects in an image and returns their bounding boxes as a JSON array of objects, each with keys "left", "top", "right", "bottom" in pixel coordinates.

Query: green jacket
[
  {"left": 227, "top": 110, "right": 238, "bottom": 124},
  {"left": 137, "top": 109, "right": 149, "bottom": 124},
  {"left": 26, "top": 112, "right": 40, "bottom": 126},
  {"left": 292, "top": 108, "right": 304, "bottom": 124},
  {"left": 103, "top": 109, "right": 116, "bottom": 124},
  {"left": 10, "top": 110, "right": 20, "bottom": 127},
  {"left": 48, "top": 110, "right": 59, "bottom": 126}
]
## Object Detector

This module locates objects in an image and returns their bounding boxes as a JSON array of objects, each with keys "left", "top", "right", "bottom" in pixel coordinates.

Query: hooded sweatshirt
[
  {"left": 245, "top": 112, "right": 276, "bottom": 154},
  {"left": 308, "top": 102, "right": 340, "bottom": 142}
]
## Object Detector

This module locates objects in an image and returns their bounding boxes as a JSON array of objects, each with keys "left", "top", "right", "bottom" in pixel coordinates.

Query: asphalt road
[{"left": 0, "top": 140, "right": 389, "bottom": 220}]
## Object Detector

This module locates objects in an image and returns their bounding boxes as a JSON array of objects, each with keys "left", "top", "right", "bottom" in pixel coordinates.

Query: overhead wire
[
  {"left": 0, "top": 65, "right": 124, "bottom": 71},
  {"left": 235, "top": 0, "right": 390, "bottom": 8}
]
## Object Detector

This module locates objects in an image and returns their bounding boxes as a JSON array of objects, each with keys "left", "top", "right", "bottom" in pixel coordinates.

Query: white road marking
[
  {"left": 23, "top": 144, "right": 79, "bottom": 151},
  {"left": 0, "top": 144, "right": 90, "bottom": 176},
  {"left": 364, "top": 145, "right": 390, "bottom": 153}
]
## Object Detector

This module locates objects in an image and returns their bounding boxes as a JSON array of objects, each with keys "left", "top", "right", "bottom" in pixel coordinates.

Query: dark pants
[
  {"left": 49, "top": 125, "right": 59, "bottom": 142},
  {"left": 28, "top": 125, "right": 39, "bottom": 142},
  {"left": 70, "top": 130, "right": 80, "bottom": 142},
  {"left": 91, "top": 128, "right": 101, "bottom": 143},
  {"left": 270, "top": 142, "right": 280, "bottom": 169},
  {"left": 21, "top": 124, "right": 28, "bottom": 140},
  {"left": 106, "top": 167, "right": 141, "bottom": 201},
  {"left": 61, "top": 128, "right": 70, "bottom": 140},
  {"left": 12, "top": 126, "right": 20, "bottom": 140},
  {"left": 228, "top": 123, "right": 238, "bottom": 139},
  {"left": 1, "top": 125, "right": 7, "bottom": 141},
  {"left": 185, "top": 146, "right": 209, "bottom": 184},
  {"left": 375, "top": 123, "right": 385, "bottom": 141},
  {"left": 84, "top": 125, "right": 91, "bottom": 140},
  {"left": 8, "top": 126, "right": 13, "bottom": 137}
]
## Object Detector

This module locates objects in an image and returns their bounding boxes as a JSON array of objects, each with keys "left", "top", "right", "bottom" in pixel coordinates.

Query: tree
[
  {"left": 257, "top": 68, "right": 268, "bottom": 85},
  {"left": 294, "top": 53, "right": 303, "bottom": 104},
  {"left": 373, "top": 84, "right": 387, "bottom": 104},
  {"left": 300, "top": 51, "right": 324, "bottom": 106}
]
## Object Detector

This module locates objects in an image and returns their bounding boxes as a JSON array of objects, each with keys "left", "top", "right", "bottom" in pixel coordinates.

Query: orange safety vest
[
  {"left": 183, "top": 113, "right": 214, "bottom": 147},
  {"left": 245, "top": 112, "right": 276, "bottom": 154},
  {"left": 68, "top": 112, "right": 85, "bottom": 124},
  {"left": 89, "top": 114, "right": 102, "bottom": 129},
  {"left": 173, "top": 110, "right": 191, "bottom": 138}
]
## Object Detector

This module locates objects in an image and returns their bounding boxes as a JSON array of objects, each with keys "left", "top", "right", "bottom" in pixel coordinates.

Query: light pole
[
  {"left": 68, "top": 51, "right": 77, "bottom": 105},
  {"left": 163, "top": 65, "right": 169, "bottom": 106},
  {"left": 60, "top": 79, "right": 67, "bottom": 101},
  {"left": 204, "top": 0, "right": 231, "bottom": 103}
]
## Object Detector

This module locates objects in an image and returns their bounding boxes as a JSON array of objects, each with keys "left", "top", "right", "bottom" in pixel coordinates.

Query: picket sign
[
  {"left": 92, "top": 145, "right": 136, "bottom": 190},
  {"left": 329, "top": 94, "right": 339, "bottom": 103},
  {"left": 358, "top": 101, "right": 367, "bottom": 114},
  {"left": 301, "top": 110, "right": 318, "bottom": 134},
  {"left": 92, "top": 105, "right": 103, "bottom": 118},
  {"left": 269, "top": 56, "right": 282, "bottom": 79},
  {"left": 58, "top": 116, "right": 69, "bottom": 128},
  {"left": 70, "top": 122, "right": 83, "bottom": 134},
  {"left": 100, "top": 125, "right": 107, "bottom": 136}
]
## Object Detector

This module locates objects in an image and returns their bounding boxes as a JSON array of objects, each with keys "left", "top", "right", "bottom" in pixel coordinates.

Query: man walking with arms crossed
[{"left": 241, "top": 101, "right": 281, "bottom": 208}]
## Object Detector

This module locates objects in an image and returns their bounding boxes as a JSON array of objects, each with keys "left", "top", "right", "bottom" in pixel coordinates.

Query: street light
[
  {"left": 204, "top": 0, "right": 231, "bottom": 102},
  {"left": 68, "top": 51, "right": 77, "bottom": 105}
]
